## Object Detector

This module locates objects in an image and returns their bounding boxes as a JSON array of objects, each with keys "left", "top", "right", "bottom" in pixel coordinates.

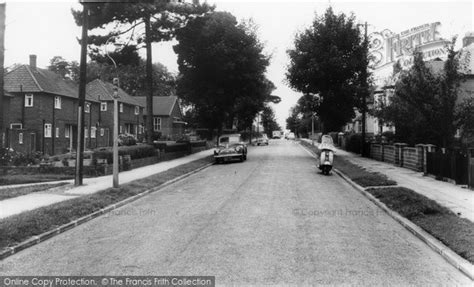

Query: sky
[{"left": 3, "top": 0, "right": 473, "bottom": 128}]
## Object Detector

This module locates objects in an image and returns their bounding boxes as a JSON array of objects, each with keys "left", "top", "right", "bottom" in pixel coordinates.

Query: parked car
[
  {"left": 287, "top": 132, "right": 295, "bottom": 140},
  {"left": 214, "top": 134, "right": 247, "bottom": 163},
  {"left": 272, "top": 130, "right": 282, "bottom": 139},
  {"left": 256, "top": 134, "right": 269, "bottom": 146}
]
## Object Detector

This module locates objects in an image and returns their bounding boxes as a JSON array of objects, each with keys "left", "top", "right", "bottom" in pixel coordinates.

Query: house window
[
  {"left": 85, "top": 127, "right": 89, "bottom": 138},
  {"left": 54, "top": 96, "right": 61, "bottom": 109},
  {"left": 10, "top": 123, "right": 22, "bottom": 129},
  {"left": 119, "top": 126, "right": 123, "bottom": 134},
  {"left": 100, "top": 102, "right": 107, "bottom": 111},
  {"left": 100, "top": 128, "right": 104, "bottom": 137},
  {"left": 85, "top": 102, "right": 90, "bottom": 113},
  {"left": 135, "top": 106, "right": 140, "bottom": 115},
  {"left": 91, "top": 127, "right": 96, "bottom": 138},
  {"left": 25, "top": 94, "right": 33, "bottom": 107},
  {"left": 119, "top": 103, "right": 123, "bottom": 113},
  {"left": 44, "top": 123, "right": 52, "bottom": 138},
  {"left": 19, "top": 133, "right": 23, "bottom": 144},
  {"left": 153, "top": 117, "right": 161, "bottom": 131},
  {"left": 65, "top": 126, "right": 70, "bottom": 138},
  {"left": 56, "top": 127, "right": 59, "bottom": 138},
  {"left": 138, "top": 124, "right": 144, "bottom": 135}
]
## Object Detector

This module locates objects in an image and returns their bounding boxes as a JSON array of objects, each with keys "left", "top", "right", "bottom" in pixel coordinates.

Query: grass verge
[
  {"left": 0, "top": 174, "right": 74, "bottom": 186},
  {"left": 0, "top": 183, "right": 69, "bottom": 201},
  {"left": 0, "top": 155, "right": 213, "bottom": 252},
  {"left": 299, "top": 140, "right": 396, "bottom": 187},
  {"left": 367, "top": 187, "right": 474, "bottom": 264}
]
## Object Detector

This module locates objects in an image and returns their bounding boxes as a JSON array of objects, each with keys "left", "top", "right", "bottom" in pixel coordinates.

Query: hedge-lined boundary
[{"left": 0, "top": 155, "right": 214, "bottom": 260}]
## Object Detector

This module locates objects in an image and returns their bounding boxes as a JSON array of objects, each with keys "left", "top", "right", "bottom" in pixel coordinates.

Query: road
[{"left": 0, "top": 140, "right": 471, "bottom": 285}]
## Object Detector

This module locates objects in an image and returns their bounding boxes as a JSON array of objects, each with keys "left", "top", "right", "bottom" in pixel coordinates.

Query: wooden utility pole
[
  {"left": 75, "top": 2, "right": 89, "bottom": 186},
  {"left": 144, "top": 15, "right": 154, "bottom": 144},
  {"left": 0, "top": 3, "right": 5, "bottom": 148},
  {"left": 360, "top": 22, "right": 368, "bottom": 156}
]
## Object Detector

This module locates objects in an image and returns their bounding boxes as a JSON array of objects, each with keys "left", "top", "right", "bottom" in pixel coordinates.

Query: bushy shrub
[
  {"left": 165, "top": 143, "right": 189, "bottom": 153},
  {"left": 93, "top": 145, "right": 156, "bottom": 164},
  {"left": 190, "top": 140, "right": 206, "bottom": 148},
  {"left": 0, "top": 148, "right": 15, "bottom": 166},
  {"left": 381, "top": 131, "right": 396, "bottom": 143},
  {"left": 0, "top": 148, "right": 42, "bottom": 166},
  {"left": 345, "top": 133, "right": 362, "bottom": 154},
  {"left": 118, "top": 133, "right": 137, "bottom": 146}
]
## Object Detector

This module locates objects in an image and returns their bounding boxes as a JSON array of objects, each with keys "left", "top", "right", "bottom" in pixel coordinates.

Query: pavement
[
  {"left": 0, "top": 149, "right": 212, "bottom": 219},
  {"left": 1, "top": 139, "right": 471, "bottom": 284},
  {"left": 301, "top": 139, "right": 474, "bottom": 223}
]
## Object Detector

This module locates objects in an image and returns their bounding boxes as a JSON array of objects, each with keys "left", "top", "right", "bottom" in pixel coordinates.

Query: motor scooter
[{"left": 318, "top": 135, "right": 335, "bottom": 175}]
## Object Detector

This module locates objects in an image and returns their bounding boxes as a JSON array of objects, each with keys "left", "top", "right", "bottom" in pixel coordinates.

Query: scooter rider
[{"left": 318, "top": 135, "right": 336, "bottom": 175}]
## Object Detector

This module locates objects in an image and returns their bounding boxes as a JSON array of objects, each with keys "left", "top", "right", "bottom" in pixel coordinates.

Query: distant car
[
  {"left": 272, "top": 131, "right": 282, "bottom": 139},
  {"left": 256, "top": 134, "right": 269, "bottom": 146},
  {"left": 214, "top": 134, "right": 247, "bottom": 163},
  {"left": 287, "top": 132, "right": 295, "bottom": 140}
]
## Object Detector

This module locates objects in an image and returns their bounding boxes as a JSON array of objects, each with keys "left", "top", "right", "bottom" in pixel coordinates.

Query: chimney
[{"left": 29, "top": 54, "right": 37, "bottom": 69}]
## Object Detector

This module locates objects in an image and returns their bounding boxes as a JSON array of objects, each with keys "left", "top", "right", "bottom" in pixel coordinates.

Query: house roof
[
  {"left": 135, "top": 96, "right": 181, "bottom": 117},
  {"left": 86, "top": 79, "right": 143, "bottom": 107},
  {"left": 4, "top": 65, "right": 98, "bottom": 102}
]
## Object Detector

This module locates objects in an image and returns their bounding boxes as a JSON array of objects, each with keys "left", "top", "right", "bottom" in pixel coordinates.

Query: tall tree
[
  {"left": 72, "top": 0, "right": 213, "bottom": 144},
  {"left": 261, "top": 105, "right": 281, "bottom": 137},
  {"left": 381, "top": 45, "right": 460, "bottom": 146},
  {"left": 48, "top": 55, "right": 175, "bottom": 98},
  {"left": 48, "top": 56, "right": 80, "bottom": 82},
  {"left": 286, "top": 7, "right": 367, "bottom": 132},
  {"left": 174, "top": 11, "right": 273, "bottom": 140}
]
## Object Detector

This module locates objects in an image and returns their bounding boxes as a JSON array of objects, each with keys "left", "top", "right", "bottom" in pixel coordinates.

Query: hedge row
[
  {"left": 94, "top": 141, "right": 207, "bottom": 164},
  {"left": 93, "top": 145, "right": 157, "bottom": 164}
]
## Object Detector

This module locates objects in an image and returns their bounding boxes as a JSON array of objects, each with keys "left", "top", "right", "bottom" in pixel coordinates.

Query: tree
[
  {"left": 261, "top": 105, "right": 281, "bottom": 138},
  {"left": 286, "top": 7, "right": 367, "bottom": 133},
  {"left": 47, "top": 55, "right": 175, "bottom": 98},
  {"left": 286, "top": 94, "right": 322, "bottom": 137},
  {"left": 72, "top": 0, "right": 213, "bottom": 144},
  {"left": 86, "top": 60, "right": 175, "bottom": 97},
  {"left": 48, "top": 56, "right": 80, "bottom": 81},
  {"left": 381, "top": 43, "right": 460, "bottom": 147},
  {"left": 455, "top": 97, "right": 474, "bottom": 145},
  {"left": 174, "top": 11, "right": 273, "bottom": 140}
]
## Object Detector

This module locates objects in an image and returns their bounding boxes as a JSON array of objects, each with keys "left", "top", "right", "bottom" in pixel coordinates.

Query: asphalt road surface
[{"left": 0, "top": 140, "right": 472, "bottom": 285}]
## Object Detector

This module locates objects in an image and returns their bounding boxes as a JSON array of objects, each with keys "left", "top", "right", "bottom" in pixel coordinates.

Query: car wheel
[
  {"left": 243, "top": 154, "right": 247, "bottom": 161},
  {"left": 239, "top": 155, "right": 244, "bottom": 162}
]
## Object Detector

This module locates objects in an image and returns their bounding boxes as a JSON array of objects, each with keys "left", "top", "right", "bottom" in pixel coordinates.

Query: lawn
[
  {"left": 0, "top": 183, "right": 69, "bottom": 200},
  {"left": 368, "top": 187, "right": 474, "bottom": 264},
  {"left": 0, "top": 155, "right": 214, "bottom": 252},
  {"left": 0, "top": 174, "right": 73, "bottom": 186}
]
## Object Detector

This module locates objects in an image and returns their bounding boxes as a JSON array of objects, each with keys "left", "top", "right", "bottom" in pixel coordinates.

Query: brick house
[
  {"left": 4, "top": 55, "right": 101, "bottom": 155},
  {"left": 0, "top": 91, "right": 13, "bottom": 148},
  {"left": 135, "top": 96, "right": 186, "bottom": 140},
  {"left": 86, "top": 79, "right": 145, "bottom": 145}
]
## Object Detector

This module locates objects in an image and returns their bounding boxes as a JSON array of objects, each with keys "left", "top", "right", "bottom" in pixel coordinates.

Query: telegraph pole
[
  {"left": 112, "top": 78, "right": 119, "bottom": 188},
  {"left": 75, "top": 2, "right": 89, "bottom": 186},
  {"left": 360, "top": 22, "right": 368, "bottom": 156},
  {"left": 0, "top": 3, "right": 5, "bottom": 148}
]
